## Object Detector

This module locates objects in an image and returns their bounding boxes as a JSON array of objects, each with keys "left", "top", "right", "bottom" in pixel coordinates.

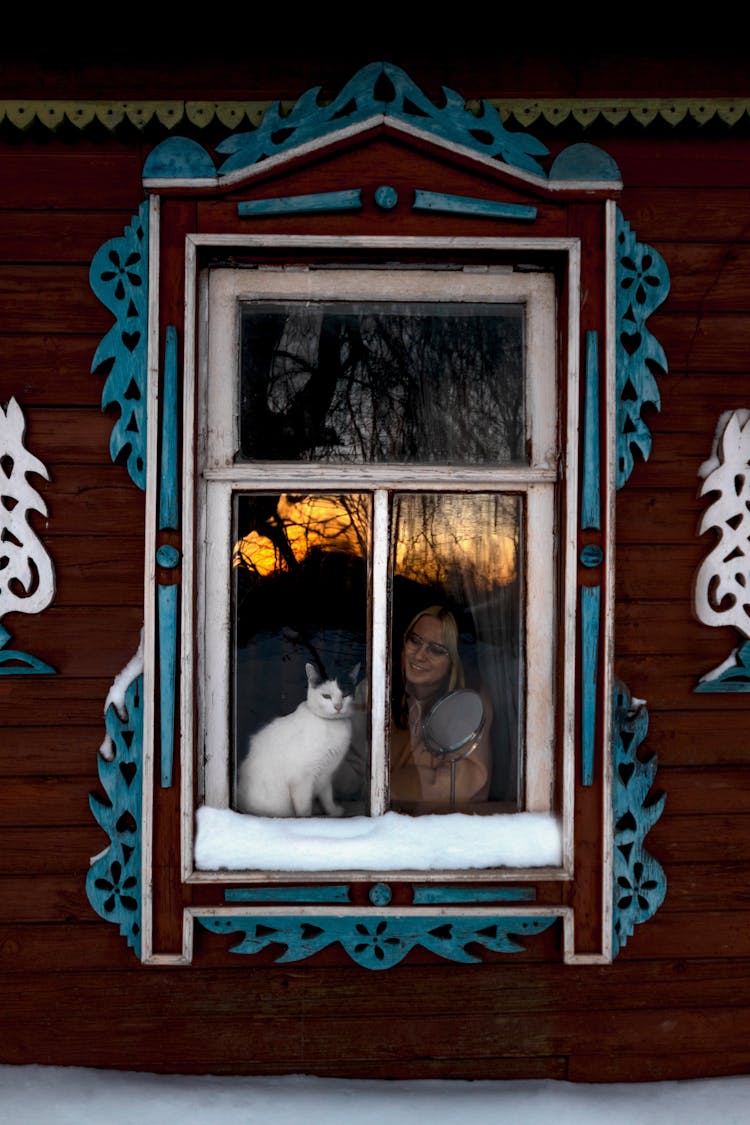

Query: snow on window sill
[{"left": 194, "top": 805, "right": 563, "bottom": 872}]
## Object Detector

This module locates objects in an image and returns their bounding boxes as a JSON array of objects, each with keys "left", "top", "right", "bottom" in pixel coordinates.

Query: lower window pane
[
  {"left": 232, "top": 493, "right": 370, "bottom": 816},
  {"left": 390, "top": 492, "right": 523, "bottom": 813}
]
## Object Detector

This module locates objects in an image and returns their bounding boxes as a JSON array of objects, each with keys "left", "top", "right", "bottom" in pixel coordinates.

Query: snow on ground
[{"left": 2, "top": 1067, "right": 750, "bottom": 1125}]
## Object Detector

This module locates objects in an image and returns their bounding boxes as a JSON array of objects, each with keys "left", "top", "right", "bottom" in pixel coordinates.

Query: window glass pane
[
  {"left": 390, "top": 492, "right": 523, "bottom": 813},
  {"left": 232, "top": 493, "right": 370, "bottom": 816},
  {"left": 239, "top": 301, "right": 525, "bottom": 464}
]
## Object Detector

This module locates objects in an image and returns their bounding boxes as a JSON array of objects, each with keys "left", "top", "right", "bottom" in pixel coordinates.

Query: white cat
[{"left": 236, "top": 661, "right": 361, "bottom": 818}]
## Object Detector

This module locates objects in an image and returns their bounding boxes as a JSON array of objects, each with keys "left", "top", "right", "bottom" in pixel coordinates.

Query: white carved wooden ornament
[
  {"left": 0, "top": 397, "right": 56, "bottom": 619},
  {"left": 694, "top": 409, "right": 750, "bottom": 638}
]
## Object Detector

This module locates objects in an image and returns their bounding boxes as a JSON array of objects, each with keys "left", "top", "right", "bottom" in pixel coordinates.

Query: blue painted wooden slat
[
  {"left": 412, "top": 885, "right": 536, "bottom": 904},
  {"left": 159, "top": 326, "right": 179, "bottom": 532},
  {"left": 157, "top": 326, "right": 180, "bottom": 788},
  {"left": 413, "top": 190, "right": 537, "bottom": 221},
  {"left": 582, "top": 330, "right": 601, "bottom": 531},
  {"left": 225, "top": 886, "right": 352, "bottom": 904},
  {"left": 158, "top": 585, "right": 178, "bottom": 788},
  {"left": 238, "top": 190, "right": 362, "bottom": 217},
  {"left": 581, "top": 584, "right": 601, "bottom": 786}
]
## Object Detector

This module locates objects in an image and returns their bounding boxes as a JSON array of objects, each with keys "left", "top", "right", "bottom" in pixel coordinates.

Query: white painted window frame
[{"left": 180, "top": 235, "right": 580, "bottom": 881}]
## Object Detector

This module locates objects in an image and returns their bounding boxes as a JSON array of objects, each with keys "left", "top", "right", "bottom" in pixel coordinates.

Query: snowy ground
[{"left": 2, "top": 1066, "right": 750, "bottom": 1125}]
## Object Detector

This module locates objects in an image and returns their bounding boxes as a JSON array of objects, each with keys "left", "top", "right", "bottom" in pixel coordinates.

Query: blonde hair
[{"left": 402, "top": 605, "right": 465, "bottom": 693}]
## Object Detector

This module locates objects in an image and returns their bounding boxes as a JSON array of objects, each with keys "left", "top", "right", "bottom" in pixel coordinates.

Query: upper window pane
[{"left": 238, "top": 301, "right": 525, "bottom": 464}]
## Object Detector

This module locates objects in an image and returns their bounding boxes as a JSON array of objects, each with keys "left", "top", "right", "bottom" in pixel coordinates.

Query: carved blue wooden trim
[
  {"left": 156, "top": 544, "right": 180, "bottom": 568},
  {"left": 142, "top": 136, "right": 217, "bottom": 181},
  {"left": 142, "top": 65, "right": 628, "bottom": 195},
  {"left": 582, "top": 331, "right": 601, "bottom": 530},
  {"left": 0, "top": 624, "right": 56, "bottom": 674},
  {"left": 580, "top": 545, "right": 604, "bottom": 568},
  {"left": 238, "top": 190, "right": 362, "bottom": 217},
  {"left": 86, "top": 672, "right": 143, "bottom": 956},
  {"left": 374, "top": 185, "right": 398, "bottom": 209},
  {"left": 581, "top": 585, "right": 601, "bottom": 787},
  {"left": 89, "top": 202, "right": 149, "bottom": 490},
  {"left": 694, "top": 640, "right": 750, "bottom": 692},
  {"left": 214, "top": 62, "right": 550, "bottom": 178},
  {"left": 549, "top": 143, "right": 622, "bottom": 182},
  {"left": 612, "top": 680, "right": 666, "bottom": 955},
  {"left": 198, "top": 912, "right": 556, "bottom": 969},
  {"left": 615, "top": 209, "right": 670, "bottom": 490},
  {"left": 412, "top": 190, "right": 537, "bottom": 221}
]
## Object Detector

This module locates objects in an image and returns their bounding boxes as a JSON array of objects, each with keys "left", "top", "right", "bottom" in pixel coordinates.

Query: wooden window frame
[{"left": 196, "top": 259, "right": 562, "bottom": 841}]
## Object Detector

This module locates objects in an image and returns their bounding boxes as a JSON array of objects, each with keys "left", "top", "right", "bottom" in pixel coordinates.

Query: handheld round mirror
[{"left": 423, "top": 688, "right": 485, "bottom": 761}]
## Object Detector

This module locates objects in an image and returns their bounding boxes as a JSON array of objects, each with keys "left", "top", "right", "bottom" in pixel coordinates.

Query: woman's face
[{"left": 403, "top": 614, "right": 451, "bottom": 692}]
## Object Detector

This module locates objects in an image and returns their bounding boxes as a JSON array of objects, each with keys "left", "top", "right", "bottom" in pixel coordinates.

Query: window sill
[{"left": 194, "top": 805, "right": 563, "bottom": 872}]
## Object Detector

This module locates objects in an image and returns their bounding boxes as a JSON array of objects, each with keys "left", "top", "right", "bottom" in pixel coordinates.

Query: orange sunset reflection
[{"left": 234, "top": 493, "right": 518, "bottom": 590}]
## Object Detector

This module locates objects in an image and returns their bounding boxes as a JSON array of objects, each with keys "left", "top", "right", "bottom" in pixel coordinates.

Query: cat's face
[{"left": 305, "top": 662, "right": 359, "bottom": 719}]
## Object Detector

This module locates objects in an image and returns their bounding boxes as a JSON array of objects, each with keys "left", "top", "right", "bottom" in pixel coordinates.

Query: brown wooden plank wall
[{"left": 2, "top": 55, "right": 750, "bottom": 1083}]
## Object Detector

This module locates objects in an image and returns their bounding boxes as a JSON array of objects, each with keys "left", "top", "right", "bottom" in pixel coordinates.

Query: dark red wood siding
[{"left": 2, "top": 52, "right": 750, "bottom": 1082}]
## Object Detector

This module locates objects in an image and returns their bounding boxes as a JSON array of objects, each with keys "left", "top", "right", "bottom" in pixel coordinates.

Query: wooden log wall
[{"left": 2, "top": 54, "right": 750, "bottom": 1082}]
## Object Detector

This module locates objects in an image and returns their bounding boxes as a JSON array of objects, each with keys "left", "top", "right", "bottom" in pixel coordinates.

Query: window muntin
[{"left": 199, "top": 264, "right": 558, "bottom": 862}]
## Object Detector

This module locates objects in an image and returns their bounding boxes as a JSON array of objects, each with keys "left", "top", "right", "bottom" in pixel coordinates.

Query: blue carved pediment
[{"left": 143, "top": 61, "right": 624, "bottom": 189}]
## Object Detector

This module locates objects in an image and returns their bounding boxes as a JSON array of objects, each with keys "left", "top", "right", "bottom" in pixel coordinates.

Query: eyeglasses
[{"left": 404, "top": 630, "right": 450, "bottom": 660}]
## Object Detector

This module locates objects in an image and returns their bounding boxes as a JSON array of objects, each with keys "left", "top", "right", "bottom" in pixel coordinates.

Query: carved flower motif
[
  {"left": 94, "top": 860, "right": 138, "bottom": 914},
  {"left": 618, "top": 249, "right": 662, "bottom": 307},
  {"left": 99, "top": 249, "right": 143, "bottom": 302},
  {"left": 616, "top": 860, "right": 659, "bottom": 913},
  {"left": 353, "top": 920, "right": 401, "bottom": 962}
]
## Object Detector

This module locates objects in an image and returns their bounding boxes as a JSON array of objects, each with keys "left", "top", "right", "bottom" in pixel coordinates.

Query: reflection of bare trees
[
  {"left": 239, "top": 302, "right": 524, "bottom": 464},
  {"left": 234, "top": 493, "right": 369, "bottom": 577},
  {"left": 392, "top": 493, "right": 519, "bottom": 594}
]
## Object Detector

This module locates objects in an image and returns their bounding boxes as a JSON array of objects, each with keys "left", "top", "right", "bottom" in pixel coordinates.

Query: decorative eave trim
[{"left": 3, "top": 97, "right": 750, "bottom": 135}]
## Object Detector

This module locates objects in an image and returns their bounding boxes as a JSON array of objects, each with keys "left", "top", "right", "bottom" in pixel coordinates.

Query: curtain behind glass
[{"left": 391, "top": 492, "right": 523, "bottom": 805}]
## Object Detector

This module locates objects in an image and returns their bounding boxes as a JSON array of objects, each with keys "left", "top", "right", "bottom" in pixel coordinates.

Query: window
[
  {"left": 86, "top": 62, "right": 664, "bottom": 965},
  {"left": 195, "top": 258, "right": 566, "bottom": 872}
]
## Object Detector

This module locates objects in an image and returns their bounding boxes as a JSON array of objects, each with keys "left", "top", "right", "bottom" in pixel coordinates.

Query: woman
[{"left": 390, "top": 605, "right": 491, "bottom": 811}]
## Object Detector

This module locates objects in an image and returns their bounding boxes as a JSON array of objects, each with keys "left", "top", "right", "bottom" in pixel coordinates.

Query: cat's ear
[
  {"left": 305, "top": 662, "right": 322, "bottom": 685},
  {"left": 350, "top": 662, "right": 361, "bottom": 683}
]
